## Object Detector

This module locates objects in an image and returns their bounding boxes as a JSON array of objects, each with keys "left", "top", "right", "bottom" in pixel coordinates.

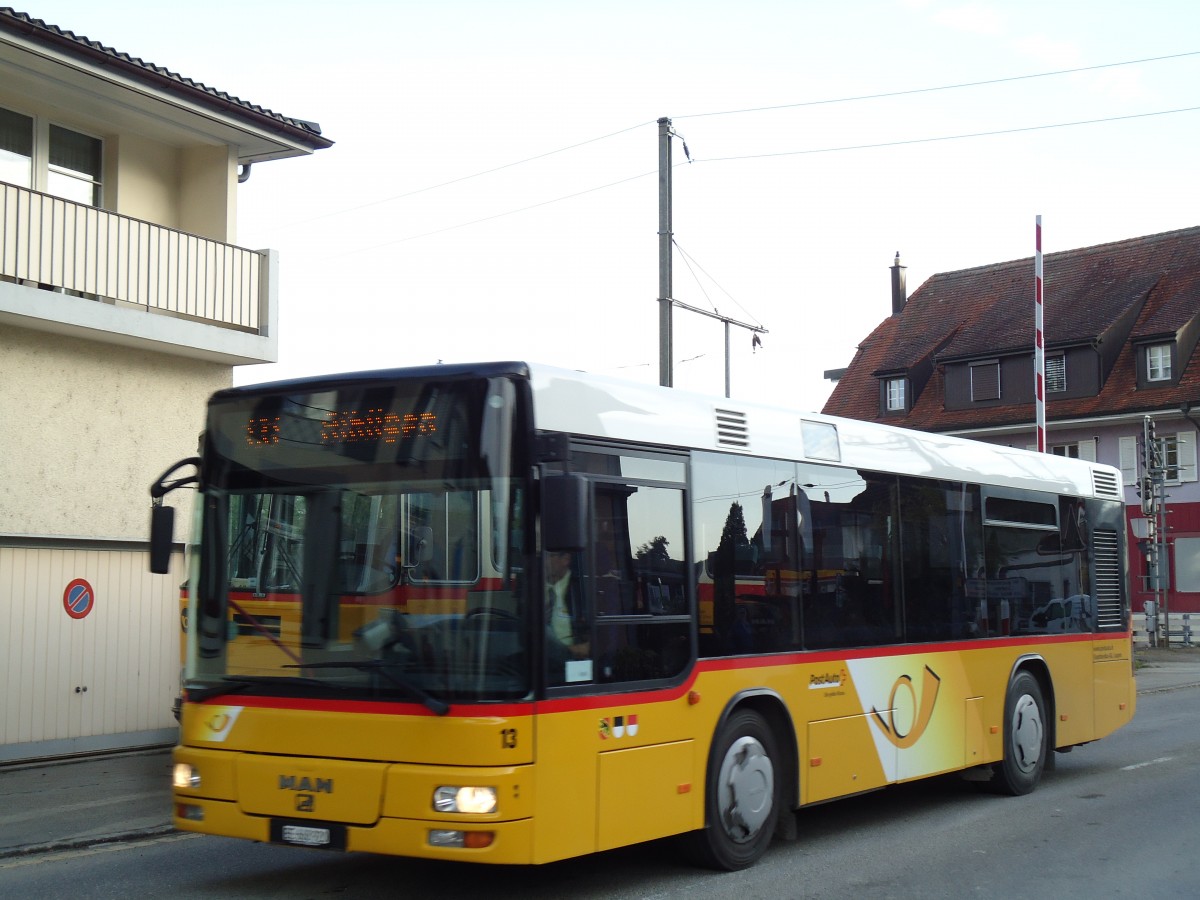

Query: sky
[{"left": 27, "top": 0, "right": 1200, "bottom": 411}]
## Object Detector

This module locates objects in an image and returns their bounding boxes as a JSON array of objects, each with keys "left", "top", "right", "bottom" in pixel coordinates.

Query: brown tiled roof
[
  {"left": 824, "top": 315, "right": 898, "bottom": 420},
  {"left": 0, "top": 8, "right": 332, "bottom": 150},
  {"left": 823, "top": 226, "right": 1200, "bottom": 431}
]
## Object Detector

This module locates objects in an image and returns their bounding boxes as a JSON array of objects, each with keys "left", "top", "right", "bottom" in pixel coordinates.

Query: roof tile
[{"left": 824, "top": 225, "right": 1200, "bottom": 431}]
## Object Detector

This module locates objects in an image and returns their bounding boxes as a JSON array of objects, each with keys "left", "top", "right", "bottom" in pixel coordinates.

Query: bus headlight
[
  {"left": 173, "top": 763, "right": 201, "bottom": 789},
  {"left": 433, "top": 785, "right": 497, "bottom": 814}
]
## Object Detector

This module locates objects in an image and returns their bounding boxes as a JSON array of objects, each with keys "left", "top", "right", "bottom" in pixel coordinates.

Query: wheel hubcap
[
  {"left": 717, "top": 736, "right": 774, "bottom": 842},
  {"left": 1011, "top": 693, "right": 1043, "bottom": 773}
]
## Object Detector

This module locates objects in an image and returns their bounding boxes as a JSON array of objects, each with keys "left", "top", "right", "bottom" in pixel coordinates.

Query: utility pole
[
  {"left": 658, "top": 117, "right": 673, "bottom": 388},
  {"left": 656, "top": 117, "right": 767, "bottom": 396}
]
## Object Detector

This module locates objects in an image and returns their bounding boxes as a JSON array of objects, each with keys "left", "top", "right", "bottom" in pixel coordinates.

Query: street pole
[
  {"left": 658, "top": 117, "right": 673, "bottom": 388},
  {"left": 724, "top": 320, "right": 731, "bottom": 398},
  {"left": 656, "top": 116, "right": 766, "bottom": 395}
]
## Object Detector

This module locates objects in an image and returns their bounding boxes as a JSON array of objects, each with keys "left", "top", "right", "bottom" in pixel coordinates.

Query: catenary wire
[
  {"left": 275, "top": 51, "right": 1197, "bottom": 231},
  {"left": 694, "top": 105, "right": 1200, "bottom": 163},
  {"left": 673, "top": 50, "right": 1200, "bottom": 119}
]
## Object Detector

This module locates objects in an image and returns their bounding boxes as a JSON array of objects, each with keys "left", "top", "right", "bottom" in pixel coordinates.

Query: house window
[
  {"left": 970, "top": 361, "right": 1000, "bottom": 401},
  {"left": 0, "top": 106, "right": 33, "bottom": 188},
  {"left": 1147, "top": 344, "right": 1172, "bottom": 382},
  {"left": 1159, "top": 434, "right": 1194, "bottom": 483},
  {"left": 1118, "top": 432, "right": 1197, "bottom": 485},
  {"left": 1040, "top": 439, "right": 1095, "bottom": 461},
  {"left": 1175, "top": 538, "right": 1200, "bottom": 593},
  {"left": 0, "top": 105, "right": 102, "bottom": 206},
  {"left": 1045, "top": 354, "right": 1066, "bottom": 393},
  {"left": 885, "top": 378, "right": 906, "bottom": 411}
]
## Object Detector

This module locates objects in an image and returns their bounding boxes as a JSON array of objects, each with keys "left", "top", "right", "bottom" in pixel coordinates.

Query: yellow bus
[{"left": 150, "top": 361, "right": 1135, "bottom": 870}]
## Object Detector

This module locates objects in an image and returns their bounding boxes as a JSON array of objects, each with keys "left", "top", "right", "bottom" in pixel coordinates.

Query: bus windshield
[{"left": 185, "top": 374, "right": 530, "bottom": 707}]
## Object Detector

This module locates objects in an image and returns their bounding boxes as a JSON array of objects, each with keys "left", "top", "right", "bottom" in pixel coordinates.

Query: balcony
[{"left": 0, "top": 181, "right": 277, "bottom": 365}]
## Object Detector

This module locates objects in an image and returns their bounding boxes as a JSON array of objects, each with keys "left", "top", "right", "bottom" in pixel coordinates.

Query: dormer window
[
  {"left": 1147, "top": 343, "right": 1172, "bottom": 382},
  {"left": 885, "top": 377, "right": 906, "bottom": 412}
]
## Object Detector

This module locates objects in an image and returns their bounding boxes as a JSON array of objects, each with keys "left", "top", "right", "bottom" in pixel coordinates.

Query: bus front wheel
[
  {"left": 990, "top": 670, "right": 1047, "bottom": 796},
  {"left": 683, "top": 708, "right": 780, "bottom": 870}
]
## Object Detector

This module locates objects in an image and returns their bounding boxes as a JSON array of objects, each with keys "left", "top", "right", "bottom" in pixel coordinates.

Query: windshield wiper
[
  {"left": 285, "top": 660, "right": 450, "bottom": 716},
  {"left": 186, "top": 678, "right": 253, "bottom": 703},
  {"left": 185, "top": 674, "right": 343, "bottom": 703}
]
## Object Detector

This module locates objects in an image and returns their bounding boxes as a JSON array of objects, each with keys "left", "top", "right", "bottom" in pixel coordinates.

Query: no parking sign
[{"left": 64, "top": 578, "right": 95, "bottom": 620}]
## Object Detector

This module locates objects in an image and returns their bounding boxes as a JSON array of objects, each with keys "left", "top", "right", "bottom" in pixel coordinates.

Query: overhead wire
[
  {"left": 274, "top": 119, "right": 656, "bottom": 231},
  {"left": 673, "top": 239, "right": 765, "bottom": 327},
  {"left": 695, "top": 105, "right": 1200, "bottom": 164},
  {"left": 344, "top": 168, "right": 656, "bottom": 254},
  {"left": 673, "top": 50, "right": 1200, "bottom": 120},
  {"left": 311, "top": 50, "right": 1199, "bottom": 251}
]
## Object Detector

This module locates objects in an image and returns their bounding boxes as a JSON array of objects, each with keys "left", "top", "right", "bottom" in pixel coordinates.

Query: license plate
[{"left": 270, "top": 819, "right": 347, "bottom": 850}]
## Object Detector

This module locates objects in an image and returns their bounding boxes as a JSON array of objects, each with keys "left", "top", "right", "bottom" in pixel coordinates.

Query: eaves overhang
[
  {"left": 1130, "top": 330, "right": 1180, "bottom": 345},
  {"left": 0, "top": 8, "right": 332, "bottom": 162},
  {"left": 943, "top": 408, "right": 1193, "bottom": 438},
  {"left": 934, "top": 338, "right": 1097, "bottom": 367}
]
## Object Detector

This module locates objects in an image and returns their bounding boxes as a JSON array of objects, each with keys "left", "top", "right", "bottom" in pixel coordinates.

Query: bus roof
[
  {"left": 222, "top": 360, "right": 1121, "bottom": 501},
  {"left": 523, "top": 363, "right": 1122, "bottom": 501}
]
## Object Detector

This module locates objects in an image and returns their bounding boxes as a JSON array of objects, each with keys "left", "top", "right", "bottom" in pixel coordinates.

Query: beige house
[{"left": 0, "top": 9, "right": 331, "bottom": 761}]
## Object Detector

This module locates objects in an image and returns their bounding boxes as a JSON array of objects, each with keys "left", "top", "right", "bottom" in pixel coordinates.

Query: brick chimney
[{"left": 891, "top": 251, "right": 907, "bottom": 316}]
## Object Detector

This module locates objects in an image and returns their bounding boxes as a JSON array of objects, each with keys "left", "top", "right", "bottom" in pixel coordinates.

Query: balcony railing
[{"left": 1, "top": 181, "right": 265, "bottom": 333}]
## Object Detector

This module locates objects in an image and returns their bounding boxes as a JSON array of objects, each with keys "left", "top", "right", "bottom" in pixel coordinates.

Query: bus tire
[
  {"left": 990, "top": 670, "right": 1047, "bottom": 796},
  {"left": 683, "top": 708, "right": 780, "bottom": 870}
]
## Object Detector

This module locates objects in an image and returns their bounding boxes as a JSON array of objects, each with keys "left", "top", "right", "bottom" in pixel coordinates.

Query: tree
[{"left": 636, "top": 535, "right": 671, "bottom": 563}]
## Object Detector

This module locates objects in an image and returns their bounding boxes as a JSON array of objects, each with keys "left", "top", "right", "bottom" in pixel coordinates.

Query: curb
[
  {"left": 0, "top": 824, "right": 177, "bottom": 862},
  {"left": 1137, "top": 680, "right": 1200, "bottom": 695}
]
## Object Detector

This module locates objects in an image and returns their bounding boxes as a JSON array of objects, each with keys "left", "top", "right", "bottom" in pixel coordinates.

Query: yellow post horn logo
[{"left": 870, "top": 665, "right": 941, "bottom": 749}]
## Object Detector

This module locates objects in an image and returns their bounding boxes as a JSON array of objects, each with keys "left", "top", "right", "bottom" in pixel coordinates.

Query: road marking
[{"left": 1121, "top": 756, "right": 1175, "bottom": 771}]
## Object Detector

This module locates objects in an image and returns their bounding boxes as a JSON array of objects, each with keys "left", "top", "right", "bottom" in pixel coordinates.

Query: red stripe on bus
[{"left": 192, "top": 632, "right": 1128, "bottom": 718}]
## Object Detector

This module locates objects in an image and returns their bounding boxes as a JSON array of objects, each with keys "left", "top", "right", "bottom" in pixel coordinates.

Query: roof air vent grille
[
  {"left": 1092, "top": 468, "right": 1121, "bottom": 499},
  {"left": 715, "top": 408, "right": 750, "bottom": 450}
]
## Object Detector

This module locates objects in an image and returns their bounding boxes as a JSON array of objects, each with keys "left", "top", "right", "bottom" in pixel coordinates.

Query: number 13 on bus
[{"left": 149, "top": 361, "right": 1134, "bottom": 870}]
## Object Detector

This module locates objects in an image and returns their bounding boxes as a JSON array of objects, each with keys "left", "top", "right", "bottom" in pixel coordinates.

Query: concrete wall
[
  {"left": 107, "top": 131, "right": 180, "bottom": 229},
  {"left": 0, "top": 327, "right": 230, "bottom": 540},
  {"left": 180, "top": 144, "right": 237, "bottom": 243}
]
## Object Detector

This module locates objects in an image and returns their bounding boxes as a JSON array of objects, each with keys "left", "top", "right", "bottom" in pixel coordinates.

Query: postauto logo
[{"left": 808, "top": 668, "right": 848, "bottom": 690}]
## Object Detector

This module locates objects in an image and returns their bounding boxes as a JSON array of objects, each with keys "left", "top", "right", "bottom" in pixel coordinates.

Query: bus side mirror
[
  {"left": 543, "top": 474, "right": 587, "bottom": 552},
  {"left": 148, "top": 456, "right": 200, "bottom": 575},
  {"left": 150, "top": 504, "right": 175, "bottom": 574}
]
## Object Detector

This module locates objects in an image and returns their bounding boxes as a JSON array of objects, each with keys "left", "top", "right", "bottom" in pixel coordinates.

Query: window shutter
[
  {"left": 1177, "top": 431, "right": 1197, "bottom": 483},
  {"left": 1118, "top": 435, "right": 1138, "bottom": 485},
  {"left": 971, "top": 362, "right": 1000, "bottom": 401},
  {"left": 1077, "top": 438, "right": 1097, "bottom": 462}
]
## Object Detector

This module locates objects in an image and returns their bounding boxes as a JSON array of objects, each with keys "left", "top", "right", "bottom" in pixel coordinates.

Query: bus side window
[{"left": 591, "top": 484, "right": 689, "bottom": 683}]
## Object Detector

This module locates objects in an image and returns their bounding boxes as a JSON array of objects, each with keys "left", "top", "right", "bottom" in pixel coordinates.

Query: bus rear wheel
[
  {"left": 989, "top": 670, "right": 1047, "bottom": 796},
  {"left": 683, "top": 708, "right": 780, "bottom": 870}
]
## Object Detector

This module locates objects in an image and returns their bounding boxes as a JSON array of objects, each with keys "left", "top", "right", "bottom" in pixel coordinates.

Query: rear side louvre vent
[
  {"left": 715, "top": 408, "right": 750, "bottom": 449},
  {"left": 1092, "top": 529, "right": 1125, "bottom": 630},
  {"left": 1092, "top": 468, "right": 1121, "bottom": 499}
]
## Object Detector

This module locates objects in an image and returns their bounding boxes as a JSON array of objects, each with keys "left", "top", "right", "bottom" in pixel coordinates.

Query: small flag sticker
[{"left": 598, "top": 713, "right": 640, "bottom": 740}]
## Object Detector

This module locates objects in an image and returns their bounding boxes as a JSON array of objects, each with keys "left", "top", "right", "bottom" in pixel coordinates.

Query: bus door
[{"left": 536, "top": 447, "right": 696, "bottom": 856}]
